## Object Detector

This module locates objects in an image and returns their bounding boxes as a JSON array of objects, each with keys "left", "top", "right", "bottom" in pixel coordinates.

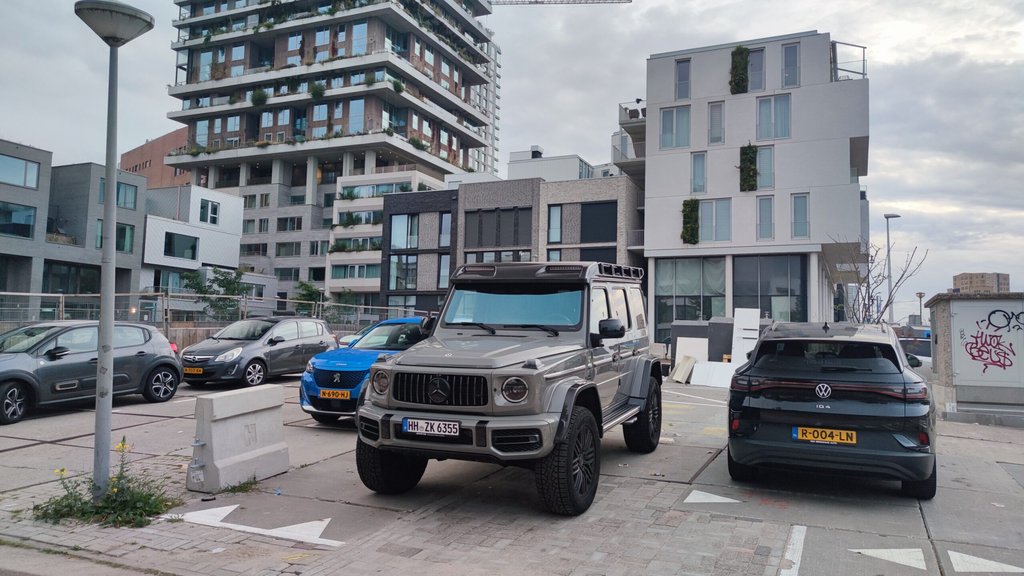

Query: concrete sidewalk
[{"left": 0, "top": 381, "right": 1022, "bottom": 576}]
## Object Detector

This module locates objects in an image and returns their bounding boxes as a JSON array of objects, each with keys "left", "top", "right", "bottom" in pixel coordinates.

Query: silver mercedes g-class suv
[{"left": 355, "top": 262, "right": 662, "bottom": 515}]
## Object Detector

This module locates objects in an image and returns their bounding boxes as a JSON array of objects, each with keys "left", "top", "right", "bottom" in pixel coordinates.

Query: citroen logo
[
  {"left": 333, "top": 373, "right": 341, "bottom": 384},
  {"left": 427, "top": 377, "right": 450, "bottom": 404},
  {"left": 815, "top": 383, "right": 832, "bottom": 399}
]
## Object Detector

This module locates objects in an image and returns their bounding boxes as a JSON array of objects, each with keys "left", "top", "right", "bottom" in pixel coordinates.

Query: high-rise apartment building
[
  {"left": 166, "top": 0, "right": 499, "bottom": 306},
  {"left": 952, "top": 272, "right": 1011, "bottom": 294},
  {"left": 615, "top": 31, "right": 870, "bottom": 342}
]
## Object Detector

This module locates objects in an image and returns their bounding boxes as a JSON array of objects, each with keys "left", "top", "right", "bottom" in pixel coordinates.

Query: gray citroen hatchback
[
  {"left": 0, "top": 321, "right": 182, "bottom": 425},
  {"left": 727, "top": 322, "right": 936, "bottom": 499}
]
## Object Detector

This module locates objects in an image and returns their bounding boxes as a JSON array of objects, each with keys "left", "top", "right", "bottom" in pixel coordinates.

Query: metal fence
[{"left": 0, "top": 291, "right": 431, "bottom": 349}]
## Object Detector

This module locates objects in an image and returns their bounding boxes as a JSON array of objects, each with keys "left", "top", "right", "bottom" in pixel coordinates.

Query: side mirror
[
  {"left": 906, "top": 354, "right": 922, "bottom": 368},
  {"left": 422, "top": 316, "right": 436, "bottom": 333},
  {"left": 598, "top": 319, "right": 625, "bottom": 339},
  {"left": 46, "top": 346, "right": 71, "bottom": 359},
  {"left": 268, "top": 335, "right": 285, "bottom": 345}
]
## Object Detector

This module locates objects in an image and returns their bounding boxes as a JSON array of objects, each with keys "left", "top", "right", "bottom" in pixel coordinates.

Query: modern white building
[
  {"left": 508, "top": 145, "right": 619, "bottom": 182},
  {"left": 615, "top": 31, "right": 870, "bottom": 342}
]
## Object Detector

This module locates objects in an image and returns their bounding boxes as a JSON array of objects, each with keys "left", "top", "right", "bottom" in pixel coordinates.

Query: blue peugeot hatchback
[{"left": 300, "top": 317, "right": 428, "bottom": 423}]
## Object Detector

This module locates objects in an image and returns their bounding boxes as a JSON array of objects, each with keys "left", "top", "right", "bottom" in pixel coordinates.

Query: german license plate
[
  {"left": 319, "top": 389, "right": 350, "bottom": 400},
  {"left": 402, "top": 418, "right": 460, "bottom": 437},
  {"left": 183, "top": 367, "right": 203, "bottom": 375},
  {"left": 793, "top": 426, "right": 856, "bottom": 445}
]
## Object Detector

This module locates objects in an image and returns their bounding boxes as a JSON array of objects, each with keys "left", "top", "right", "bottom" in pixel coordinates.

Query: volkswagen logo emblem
[
  {"left": 815, "top": 383, "right": 832, "bottom": 399},
  {"left": 333, "top": 373, "right": 341, "bottom": 384},
  {"left": 427, "top": 377, "right": 450, "bottom": 404}
]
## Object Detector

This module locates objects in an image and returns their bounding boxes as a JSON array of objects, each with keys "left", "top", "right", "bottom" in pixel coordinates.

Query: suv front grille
[
  {"left": 313, "top": 368, "right": 367, "bottom": 389},
  {"left": 392, "top": 373, "right": 489, "bottom": 407}
]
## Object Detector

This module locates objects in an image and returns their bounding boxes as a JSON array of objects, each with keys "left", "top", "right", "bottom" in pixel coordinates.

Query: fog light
[{"left": 501, "top": 377, "right": 529, "bottom": 403}]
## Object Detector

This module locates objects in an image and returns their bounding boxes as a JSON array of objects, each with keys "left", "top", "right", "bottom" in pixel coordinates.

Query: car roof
[
  {"left": 17, "top": 320, "right": 152, "bottom": 329},
  {"left": 762, "top": 322, "right": 895, "bottom": 345},
  {"left": 376, "top": 316, "right": 425, "bottom": 326}
]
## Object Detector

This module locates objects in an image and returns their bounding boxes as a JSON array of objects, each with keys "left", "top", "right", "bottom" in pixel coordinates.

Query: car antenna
[{"left": 822, "top": 321, "right": 830, "bottom": 333}]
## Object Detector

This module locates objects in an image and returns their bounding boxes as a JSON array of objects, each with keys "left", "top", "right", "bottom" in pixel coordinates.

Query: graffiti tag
[
  {"left": 980, "top": 310, "right": 1024, "bottom": 333},
  {"left": 964, "top": 329, "right": 1015, "bottom": 373}
]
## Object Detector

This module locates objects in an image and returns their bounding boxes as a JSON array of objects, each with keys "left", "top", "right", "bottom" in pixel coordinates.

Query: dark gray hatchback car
[
  {"left": 727, "top": 322, "right": 936, "bottom": 499},
  {"left": 0, "top": 321, "right": 183, "bottom": 425},
  {"left": 180, "top": 317, "right": 338, "bottom": 387}
]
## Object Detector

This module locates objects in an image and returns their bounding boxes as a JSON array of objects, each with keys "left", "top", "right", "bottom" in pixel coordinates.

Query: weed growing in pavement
[
  {"left": 223, "top": 476, "right": 259, "bottom": 494},
  {"left": 32, "top": 436, "right": 182, "bottom": 528}
]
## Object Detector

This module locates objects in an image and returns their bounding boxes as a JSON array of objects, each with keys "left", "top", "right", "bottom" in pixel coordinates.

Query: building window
[
  {"left": 309, "top": 240, "right": 329, "bottom": 256},
  {"left": 792, "top": 193, "right": 809, "bottom": 238},
  {"left": 675, "top": 59, "right": 690, "bottom": 100},
  {"left": 226, "top": 116, "right": 240, "bottom": 132},
  {"left": 164, "top": 232, "right": 198, "bottom": 259},
  {"left": 277, "top": 217, "right": 302, "bottom": 231},
  {"left": 231, "top": 44, "right": 244, "bottom": 60},
  {"left": 757, "top": 94, "right": 791, "bottom": 140},
  {"left": 348, "top": 98, "right": 364, "bottom": 134},
  {"left": 261, "top": 111, "right": 274, "bottom": 128},
  {"left": 287, "top": 32, "right": 301, "bottom": 51},
  {"left": 698, "top": 199, "right": 730, "bottom": 242},
  {"left": 240, "top": 243, "right": 267, "bottom": 256},
  {"left": 351, "top": 21, "right": 367, "bottom": 55},
  {"left": 653, "top": 257, "right": 726, "bottom": 341},
  {"left": 277, "top": 109, "right": 290, "bottom": 126},
  {"left": 195, "top": 120, "right": 209, "bottom": 146},
  {"left": 311, "top": 126, "right": 327, "bottom": 138},
  {"left": 315, "top": 27, "right": 329, "bottom": 46},
  {"left": 331, "top": 263, "right": 380, "bottom": 279},
  {"left": 708, "top": 101, "right": 724, "bottom": 145},
  {"left": 199, "top": 199, "right": 220, "bottom": 224},
  {"left": 757, "top": 196, "right": 773, "bottom": 240},
  {"left": 581, "top": 201, "right": 616, "bottom": 243},
  {"left": 259, "top": 193, "right": 270, "bottom": 207},
  {"left": 99, "top": 179, "right": 138, "bottom": 209},
  {"left": 438, "top": 254, "right": 451, "bottom": 289},
  {"left": 275, "top": 268, "right": 300, "bottom": 282},
  {"left": 0, "top": 201, "right": 36, "bottom": 239},
  {"left": 308, "top": 267, "right": 325, "bottom": 282},
  {"left": 259, "top": 218, "right": 269, "bottom": 232},
  {"left": 660, "top": 105, "right": 690, "bottom": 149},
  {"left": 389, "top": 255, "right": 418, "bottom": 290},
  {"left": 691, "top": 152, "right": 706, "bottom": 194},
  {"left": 242, "top": 219, "right": 255, "bottom": 234},
  {"left": 390, "top": 214, "right": 419, "bottom": 249},
  {"left": 757, "top": 147, "right": 774, "bottom": 189},
  {"left": 733, "top": 254, "right": 807, "bottom": 321},
  {"left": 276, "top": 242, "right": 301, "bottom": 257},
  {"left": 548, "top": 205, "right": 562, "bottom": 243},
  {"left": 0, "top": 153, "right": 40, "bottom": 189},
  {"left": 748, "top": 48, "right": 765, "bottom": 91},
  {"left": 243, "top": 194, "right": 256, "bottom": 209},
  {"left": 96, "top": 219, "right": 135, "bottom": 251},
  {"left": 782, "top": 43, "right": 800, "bottom": 87},
  {"left": 439, "top": 212, "right": 451, "bottom": 247},
  {"left": 464, "top": 207, "right": 532, "bottom": 249},
  {"left": 547, "top": 249, "right": 561, "bottom": 262},
  {"left": 313, "top": 104, "right": 328, "bottom": 121}
]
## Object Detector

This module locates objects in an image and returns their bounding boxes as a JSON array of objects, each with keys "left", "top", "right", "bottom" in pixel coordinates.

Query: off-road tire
[
  {"left": 623, "top": 377, "right": 661, "bottom": 453},
  {"left": 243, "top": 360, "right": 267, "bottom": 387},
  {"left": 0, "top": 381, "right": 29, "bottom": 425},
  {"left": 356, "top": 439, "right": 428, "bottom": 494},
  {"left": 535, "top": 406, "right": 600, "bottom": 516},
  {"left": 311, "top": 413, "right": 341, "bottom": 424},
  {"left": 901, "top": 461, "right": 937, "bottom": 500},
  {"left": 142, "top": 366, "right": 179, "bottom": 403},
  {"left": 727, "top": 446, "right": 757, "bottom": 482}
]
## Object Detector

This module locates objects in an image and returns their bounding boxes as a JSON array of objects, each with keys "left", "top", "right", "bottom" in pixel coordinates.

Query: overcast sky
[{"left": 1, "top": 0, "right": 1022, "bottom": 322}]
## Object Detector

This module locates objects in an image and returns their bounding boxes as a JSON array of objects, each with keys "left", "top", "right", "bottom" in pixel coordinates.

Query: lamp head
[
  {"left": 75, "top": 0, "right": 154, "bottom": 47},
  {"left": 883, "top": 213, "right": 902, "bottom": 220}
]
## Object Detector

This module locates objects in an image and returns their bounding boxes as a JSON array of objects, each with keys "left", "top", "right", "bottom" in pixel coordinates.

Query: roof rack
[{"left": 596, "top": 262, "right": 645, "bottom": 280}]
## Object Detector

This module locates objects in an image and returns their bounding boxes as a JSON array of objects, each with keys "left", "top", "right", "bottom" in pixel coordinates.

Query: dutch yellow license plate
[
  {"left": 319, "top": 389, "right": 350, "bottom": 400},
  {"left": 183, "top": 367, "right": 203, "bottom": 375},
  {"left": 793, "top": 426, "right": 856, "bottom": 445}
]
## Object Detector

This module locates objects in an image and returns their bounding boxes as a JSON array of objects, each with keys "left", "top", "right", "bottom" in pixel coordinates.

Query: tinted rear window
[{"left": 752, "top": 340, "right": 901, "bottom": 374}]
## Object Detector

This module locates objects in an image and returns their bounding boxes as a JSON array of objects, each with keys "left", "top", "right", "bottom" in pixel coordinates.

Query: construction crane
[{"left": 491, "top": 0, "right": 630, "bottom": 5}]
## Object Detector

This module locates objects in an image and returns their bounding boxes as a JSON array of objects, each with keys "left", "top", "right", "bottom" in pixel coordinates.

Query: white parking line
[
  {"left": 663, "top": 389, "right": 727, "bottom": 404},
  {"left": 779, "top": 525, "right": 807, "bottom": 576}
]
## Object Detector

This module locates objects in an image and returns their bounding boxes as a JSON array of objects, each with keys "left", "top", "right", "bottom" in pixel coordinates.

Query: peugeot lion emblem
[
  {"left": 815, "top": 383, "right": 832, "bottom": 399},
  {"left": 427, "top": 377, "right": 450, "bottom": 404},
  {"left": 333, "top": 373, "right": 341, "bottom": 384}
]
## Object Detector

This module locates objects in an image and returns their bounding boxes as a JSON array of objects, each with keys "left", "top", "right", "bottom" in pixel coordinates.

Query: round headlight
[
  {"left": 305, "top": 361, "right": 314, "bottom": 373},
  {"left": 501, "top": 377, "right": 529, "bottom": 403},
  {"left": 371, "top": 370, "right": 390, "bottom": 395},
  {"left": 215, "top": 347, "right": 243, "bottom": 363}
]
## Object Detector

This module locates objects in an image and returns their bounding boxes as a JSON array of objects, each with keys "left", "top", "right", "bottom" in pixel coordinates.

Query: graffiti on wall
[{"left": 961, "top": 309, "right": 1019, "bottom": 373}]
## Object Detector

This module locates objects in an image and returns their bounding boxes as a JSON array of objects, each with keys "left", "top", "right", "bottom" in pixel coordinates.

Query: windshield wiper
[
  {"left": 506, "top": 324, "right": 559, "bottom": 336},
  {"left": 449, "top": 321, "right": 496, "bottom": 335},
  {"left": 821, "top": 366, "right": 873, "bottom": 372}
]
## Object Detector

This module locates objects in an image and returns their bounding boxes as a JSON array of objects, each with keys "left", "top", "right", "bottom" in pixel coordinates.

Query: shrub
[
  {"left": 739, "top": 143, "right": 758, "bottom": 192},
  {"left": 392, "top": 79, "right": 404, "bottom": 94},
  {"left": 250, "top": 88, "right": 268, "bottom": 107},
  {"left": 309, "top": 81, "right": 325, "bottom": 102},
  {"left": 729, "top": 46, "right": 750, "bottom": 95},
  {"left": 681, "top": 198, "right": 699, "bottom": 244}
]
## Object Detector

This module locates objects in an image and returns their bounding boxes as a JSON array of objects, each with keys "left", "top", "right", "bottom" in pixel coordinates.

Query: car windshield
[
  {"left": 442, "top": 283, "right": 583, "bottom": 328},
  {"left": 752, "top": 340, "right": 901, "bottom": 374},
  {"left": 214, "top": 320, "right": 275, "bottom": 340},
  {"left": 899, "top": 338, "right": 932, "bottom": 358},
  {"left": 0, "top": 325, "right": 62, "bottom": 353},
  {"left": 352, "top": 323, "right": 425, "bottom": 351}
]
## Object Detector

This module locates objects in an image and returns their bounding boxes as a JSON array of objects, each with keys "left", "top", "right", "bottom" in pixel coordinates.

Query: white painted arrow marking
[
  {"left": 949, "top": 551, "right": 1024, "bottom": 573},
  {"left": 166, "top": 505, "right": 343, "bottom": 547},
  {"left": 849, "top": 548, "right": 927, "bottom": 570},
  {"left": 684, "top": 489, "right": 740, "bottom": 503}
]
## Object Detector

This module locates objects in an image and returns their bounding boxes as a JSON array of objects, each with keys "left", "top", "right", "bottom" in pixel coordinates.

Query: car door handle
[{"left": 135, "top": 351, "right": 147, "bottom": 357}]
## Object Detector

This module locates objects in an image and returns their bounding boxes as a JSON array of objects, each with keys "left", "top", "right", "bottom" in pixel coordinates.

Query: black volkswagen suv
[{"left": 727, "top": 322, "right": 936, "bottom": 499}]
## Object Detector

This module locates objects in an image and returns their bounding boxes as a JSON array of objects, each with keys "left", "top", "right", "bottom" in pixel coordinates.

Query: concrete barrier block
[{"left": 188, "top": 385, "right": 289, "bottom": 493}]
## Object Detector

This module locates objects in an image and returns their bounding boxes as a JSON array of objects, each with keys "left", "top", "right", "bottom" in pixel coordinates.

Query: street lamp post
[
  {"left": 916, "top": 291, "right": 926, "bottom": 324},
  {"left": 883, "top": 213, "right": 901, "bottom": 324},
  {"left": 75, "top": 0, "right": 153, "bottom": 501}
]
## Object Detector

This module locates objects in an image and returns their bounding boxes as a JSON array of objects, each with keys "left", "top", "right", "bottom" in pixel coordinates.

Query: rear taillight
[
  {"left": 730, "top": 417, "right": 740, "bottom": 431},
  {"left": 918, "top": 431, "right": 930, "bottom": 446},
  {"left": 905, "top": 383, "right": 929, "bottom": 400},
  {"left": 170, "top": 342, "right": 179, "bottom": 354},
  {"left": 730, "top": 376, "right": 750, "bottom": 391}
]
